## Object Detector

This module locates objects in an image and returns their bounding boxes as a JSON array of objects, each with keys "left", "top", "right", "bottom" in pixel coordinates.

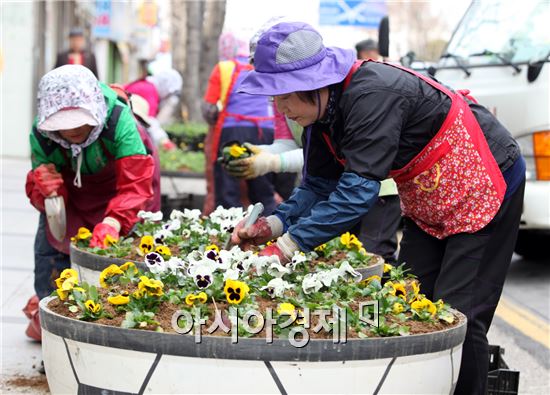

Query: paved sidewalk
[{"left": 1, "top": 157, "right": 49, "bottom": 394}]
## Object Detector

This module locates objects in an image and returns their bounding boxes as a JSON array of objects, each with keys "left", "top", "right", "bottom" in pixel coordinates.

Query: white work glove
[
  {"left": 258, "top": 233, "right": 300, "bottom": 264},
  {"left": 224, "top": 143, "right": 281, "bottom": 179}
]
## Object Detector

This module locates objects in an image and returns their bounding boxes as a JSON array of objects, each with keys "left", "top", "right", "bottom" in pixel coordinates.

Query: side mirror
[
  {"left": 527, "top": 60, "right": 544, "bottom": 83},
  {"left": 378, "top": 16, "right": 390, "bottom": 58}
]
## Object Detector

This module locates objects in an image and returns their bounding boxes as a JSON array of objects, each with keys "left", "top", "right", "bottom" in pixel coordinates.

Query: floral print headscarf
[{"left": 37, "top": 65, "right": 107, "bottom": 158}]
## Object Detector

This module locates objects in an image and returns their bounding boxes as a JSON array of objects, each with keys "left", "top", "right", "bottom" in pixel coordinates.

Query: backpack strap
[
  {"left": 32, "top": 126, "right": 58, "bottom": 157},
  {"left": 101, "top": 104, "right": 123, "bottom": 142},
  {"left": 343, "top": 60, "right": 366, "bottom": 90}
]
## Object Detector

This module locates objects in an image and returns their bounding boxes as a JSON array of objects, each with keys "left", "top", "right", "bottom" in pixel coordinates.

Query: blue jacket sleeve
[
  {"left": 287, "top": 172, "right": 380, "bottom": 251},
  {"left": 273, "top": 175, "right": 339, "bottom": 232}
]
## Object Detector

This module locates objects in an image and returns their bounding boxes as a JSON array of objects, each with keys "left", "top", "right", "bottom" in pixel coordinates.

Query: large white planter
[{"left": 40, "top": 297, "right": 466, "bottom": 394}]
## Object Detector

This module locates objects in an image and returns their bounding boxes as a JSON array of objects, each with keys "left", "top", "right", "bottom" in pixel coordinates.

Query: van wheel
[{"left": 514, "top": 230, "right": 549, "bottom": 261}]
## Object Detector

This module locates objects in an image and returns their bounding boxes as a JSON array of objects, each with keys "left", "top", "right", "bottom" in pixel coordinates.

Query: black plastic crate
[{"left": 487, "top": 345, "right": 520, "bottom": 395}]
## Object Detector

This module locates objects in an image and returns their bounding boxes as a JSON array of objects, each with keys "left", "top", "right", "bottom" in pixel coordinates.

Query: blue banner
[
  {"left": 319, "top": 0, "right": 387, "bottom": 27},
  {"left": 93, "top": 0, "right": 112, "bottom": 38}
]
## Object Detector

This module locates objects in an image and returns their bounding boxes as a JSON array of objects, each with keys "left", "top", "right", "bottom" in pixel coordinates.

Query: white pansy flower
[
  {"left": 208, "top": 228, "right": 219, "bottom": 237},
  {"left": 253, "top": 255, "right": 278, "bottom": 275},
  {"left": 317, "top": 269, "right": 341, "bottom": 287},
  {"left": 166, "top": 257, "right": 186, "bottom": 274},
  {"left": 153, "top": 229, "right": 173, "bottom": 245},
  {"left": 137, "top": 210, "right": 163, "bottom": 222},
  {"left": 288, "top": 251, "right": 307, "bottom": 270},
  {"left": 338, "top": 261, "right": 362, "bottom": 282},
  {"left": 267, "top": 259, "right": 292, "bottom": 278},
  {"left": 261, "top": 278, "right": 293, "bottom": 298},
  {"left": 183, "top": 209, "right": 202, "bottom": 222},
  {"left": 163, "top": 219, "right": 181, "bottom": 232},
  {"left": 302, "top": 273, "right": 323, "bottom": 294},
  {"left": 190, "top": 223, "right": 206, "bottom": 235},
  {"left": 187, "top": 260, "right": 215, "bottom": 289},
  {"left": 144, "top": 252, "right": 167, "bottom": 275},
  {"left": 182, "top": 229, "right": 191, "bottom": 238},
  {"left": 169, "top": 209, "right": 184, "bottom": 221},
  {"left": 223, "top": 268, "right": 241, "bottom": 281}
]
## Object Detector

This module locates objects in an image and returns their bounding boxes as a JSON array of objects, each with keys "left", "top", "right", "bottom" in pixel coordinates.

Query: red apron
[
  {"left": 210, "top": 62, "right": 275, "bottom": 163},
  {"left": 323, "top": 60, "right": 507, "bottom": 239},
  {"left": 384, "top": 63, "right": 506, "bottom": 238}
]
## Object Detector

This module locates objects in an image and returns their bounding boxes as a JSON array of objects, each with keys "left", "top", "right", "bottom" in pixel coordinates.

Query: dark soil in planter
[{"left": 47, "top": 294, "right": 460, "bottom": 339}]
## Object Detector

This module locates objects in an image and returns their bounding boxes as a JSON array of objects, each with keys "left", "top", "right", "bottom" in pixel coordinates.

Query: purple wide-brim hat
[{"left": 238, "top": 22, "right": 356, "bottom": 96}]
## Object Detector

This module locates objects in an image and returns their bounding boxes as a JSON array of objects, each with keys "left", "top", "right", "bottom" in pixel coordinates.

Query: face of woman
[
  {"left": 58, "top": 124, "right": 94, "bottom": 144},
  {"left": 274, "top": 89, "right": 328, "bottom": 127}
]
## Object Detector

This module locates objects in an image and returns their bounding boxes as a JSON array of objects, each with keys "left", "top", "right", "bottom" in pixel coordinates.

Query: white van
[{"left": 432, "top": 0, "right": 550, "bottom": 260}]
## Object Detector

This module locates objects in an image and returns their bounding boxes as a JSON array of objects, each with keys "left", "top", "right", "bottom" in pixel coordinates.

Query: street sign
[{"left": 319, "top": 0, "right": 387, "bottom": 27}]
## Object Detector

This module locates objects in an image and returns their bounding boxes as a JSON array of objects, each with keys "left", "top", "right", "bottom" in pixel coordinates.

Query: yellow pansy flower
[
  {"left": 229, "top": 144, "right": 246, "bottom": 158},
  {"left": 277, "top": 303, "right": 297, "bottom": 321},
  {"left": 392, "top": 303, "right": 404, "bottom": 314},
  {"left": 155, "top": 245, "right": 172, "bottom": 257},
  {"left": 139, "top": 236, "right": 154, "bottom": 254},
  {"left": 360, "top": 275, "right": 381, "bottom": 286},
  {"left": 411, "top": 297, "right": 437, "bottom": 316},
  {"left": 184, "top": 292, "right": 208, "bottom": 306},
  {"left": 409, "top": 280, "right": 421, "bottom": 302},
  {"left": 339, "top": 232, "right": 363, "bottom": 250},
  {"left": 387, "top": 281, "right": 407, "bottom": 299},
  {"left": 76, "top": 227, "right": 92, "bottom": 240},
  {"left": 84, "top": 300, "right": 101, "bottom": 314},
  {"left": 383, "top": 263, "right": 394, "bottom": 273},
  {"left": 54, "top": 268, "right": 78, "bottom": 289},
  {"left": 99, "top": 264, "right": 124, "bottom": 288},
  {"left": 138, "top": 276, "right": 164, "bottom": 297},
  {"left": 56, "top": 289, "right": 69, "bottom": 301},
  {"left": 314, "top": 243, "right": 327, "bottom": 252},
  {"left": 119, "top": 261, "right": 138, "bottom": 275},
  {"left": 224, "top": 279, "right": 250, "bottom": 304},
  {"left": 205, "top": 244, "right": 219, "bottom": 252},
  {"left": 132, "top": 288, "right": 146, "bottom": 299},
  {"left": 107, "top": 291, "right": 130, "bottom": 305},
  {"left": 104, "top": 234, "right": 118, "bottom": 247}
]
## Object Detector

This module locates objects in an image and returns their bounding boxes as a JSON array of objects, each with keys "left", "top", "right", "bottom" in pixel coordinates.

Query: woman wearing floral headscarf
[{"left": 26, "top": 65, "right": 155, "bottom": 302}]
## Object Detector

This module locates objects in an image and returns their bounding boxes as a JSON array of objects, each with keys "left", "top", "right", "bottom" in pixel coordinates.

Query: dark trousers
[
  {"left": 273, "top": 172, "right": 298, "bottom": 200},
  {"left": 34, "top": 213, "right": 71, "bottom": 299},
  {"left": 398, "top": 179, "right": 525, "bottom": 395},
  {"left": 358, "top": 195, "right": 401, "bottom": 263},
  {"left": 215, "top": 126, "right": 276, "bottom": 215}
]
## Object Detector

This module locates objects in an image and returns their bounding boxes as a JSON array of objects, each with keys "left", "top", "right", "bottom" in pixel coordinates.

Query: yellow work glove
[{"left": 224, "top": 143, "right": 281, "bottom": 179}]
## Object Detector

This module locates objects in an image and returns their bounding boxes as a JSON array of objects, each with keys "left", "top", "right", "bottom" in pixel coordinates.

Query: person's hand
[
  {"left": 259, "top": 233, "right": 300, "bottom": 265},
  {"left": 259, "top": 243, "right": 287, "bottom": 263},
  {"left": 34, "top": 164, "right": 63, "bottom": 197},
  {"left": 160, "top": 139, "right": 177, "bottom": 151},
  {"left": 89, "top": 218, "right": 120, "bottom": 249},
  {"left": 225, "top": 143, "right": 281, "bottom": 179},
  {"left": 231, "top": 215, "right": 283, "bottom": 248}
]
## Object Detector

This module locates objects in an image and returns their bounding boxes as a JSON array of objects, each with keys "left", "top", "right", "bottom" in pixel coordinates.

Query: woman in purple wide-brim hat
[{"left": 231, "top": 21, "right": 526, "bottom": 395}]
